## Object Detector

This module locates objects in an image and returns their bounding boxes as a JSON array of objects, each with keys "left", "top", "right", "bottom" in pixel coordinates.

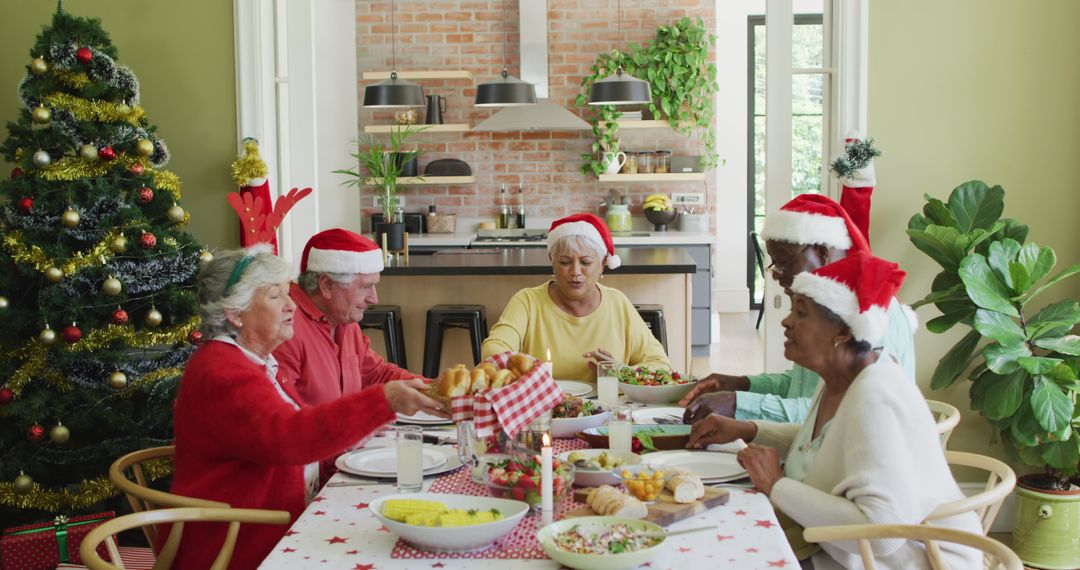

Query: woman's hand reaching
[
  {"left": 582, "top": 347, "right": 621, "bottom": 374},
  {"left": 383, "top": 378, "right": 449, "bottom": 418},
  {"left": 686, "top": 413, "right": 757, "bottom": 449},
  {"left": 737, "top": 444, "right": 783, "bottom": 495}
]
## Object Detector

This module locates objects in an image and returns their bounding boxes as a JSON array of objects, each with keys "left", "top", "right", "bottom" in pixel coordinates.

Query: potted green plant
[
  {"left": 907, "top": 180, "right": 1080, "bottom": 568},
  {"left": 576, "top": 16, "right": 719, "bottom": 176},
  {"left": 335, "top": 125, "right": 427, "bottom": 250}
]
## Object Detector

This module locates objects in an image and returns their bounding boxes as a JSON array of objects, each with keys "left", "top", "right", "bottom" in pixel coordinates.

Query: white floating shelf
[
  {"left": 365, "top": 176, "right": 475, "bottom": 186},
  {"left": 363, "top": 124, "right": 471, "bottom": 134},
  {"left": 362, "top": 70, "right": 473, "bottom": 80},
  {"left": 597, "top": 173, "right": 705, "bottom": 182},
  {"left": 614, "top": 119, "right": 673, "bottom": 129}
]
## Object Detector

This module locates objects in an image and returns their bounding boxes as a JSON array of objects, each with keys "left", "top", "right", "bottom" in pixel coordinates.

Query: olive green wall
[
  {"left": 869, "top": 0, "right": 1080, "bottom": 465},
  {"left": 0, "top": 1, "right": 239, "bottom": 249}
]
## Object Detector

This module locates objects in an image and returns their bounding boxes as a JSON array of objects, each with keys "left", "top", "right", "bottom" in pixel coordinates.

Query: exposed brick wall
[{"left": 356, "top": 0, "right": 716, "bottom": 227}]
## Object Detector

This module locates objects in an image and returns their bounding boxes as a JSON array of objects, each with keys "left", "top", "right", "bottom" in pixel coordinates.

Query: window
[{"left": 747, "top": 13, "right": 830, "bottom": 309}]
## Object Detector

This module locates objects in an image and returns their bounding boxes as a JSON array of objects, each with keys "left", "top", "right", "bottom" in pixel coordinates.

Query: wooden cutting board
[{"left": 566, "top": 486, "right": 730, "bottom": 527}]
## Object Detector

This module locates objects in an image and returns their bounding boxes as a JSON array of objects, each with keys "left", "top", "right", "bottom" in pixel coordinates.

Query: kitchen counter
[
  {"left": 382, "top": 247, "right": 696, "bottom": 276},
  {"left": 395, "top": 229, "right": 714, "bottom": 248}
]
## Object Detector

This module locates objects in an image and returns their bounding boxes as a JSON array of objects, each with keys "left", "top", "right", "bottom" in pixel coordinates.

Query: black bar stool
[
  {"left": 422, "top": 304, "right": 488, "bottom": 378},
  {"left": 634, "top": 304, "right": 668, "bottom": 352},
  {"left": 359, "top": 305, "right": 407, "bottom": 369}
]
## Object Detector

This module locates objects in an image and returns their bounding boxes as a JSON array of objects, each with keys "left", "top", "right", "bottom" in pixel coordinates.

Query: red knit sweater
[{"left": 170, "top": 340, "right": 395, "bottom": 569}]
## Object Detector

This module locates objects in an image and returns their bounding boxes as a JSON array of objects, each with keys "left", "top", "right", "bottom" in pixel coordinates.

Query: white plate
[
  {"left": 644, "top": 449, "right": 747, "bottom": 482},
  {"left": 335, "top": 445, "right": 448, "bottom": 477},
  {"left": 397, "top": 411, "right": 454, "bottom": 425},
  {"left": 551, "top": 410, "right": 609, "bottom": 439},
  {"left": 632, "top": 406, "right": 686, "bottom": 424},
  {"left": 556, "top": 380, "right": 594, "bottom": 397}
]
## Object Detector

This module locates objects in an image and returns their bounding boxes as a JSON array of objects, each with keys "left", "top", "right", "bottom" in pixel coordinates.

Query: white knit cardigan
[{"left": 754, "top": 359, "right": 983, "bottom": 570}]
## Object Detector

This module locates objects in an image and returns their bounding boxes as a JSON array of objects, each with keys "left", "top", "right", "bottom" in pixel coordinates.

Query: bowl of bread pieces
[{"left": 425, "top": 352, "right": 540, "bottom": 403}]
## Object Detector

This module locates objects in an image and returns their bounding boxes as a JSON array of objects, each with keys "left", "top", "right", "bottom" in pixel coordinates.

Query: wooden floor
[{"left": 690, "top": 311, "right": 765, "bottom": 378}]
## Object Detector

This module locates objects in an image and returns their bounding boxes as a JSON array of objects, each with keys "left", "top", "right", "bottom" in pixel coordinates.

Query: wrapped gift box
[{"left": 1, "top": 512, "right": 113, "bottom": 570}]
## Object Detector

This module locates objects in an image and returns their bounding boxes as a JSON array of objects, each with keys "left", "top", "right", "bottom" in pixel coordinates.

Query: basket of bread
[{"left": 428, "top": 351, "right": 564, "bottom": 439}]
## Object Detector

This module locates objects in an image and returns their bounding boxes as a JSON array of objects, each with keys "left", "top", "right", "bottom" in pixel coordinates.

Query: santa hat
[
  {"left": 547, "top": 213, "right": 621, "bottom": 269},
  {"left": 832, "top": 133, "right": 880, "bottom": 247},
  {"left": 789, "top": 250, "right": 905, "bottom": 345},
  {"left": 761, "top": 193, "right": 870, "bottom": 253},
  {"left": 301, "top": 229, "right": 384, "bottom": 274}
]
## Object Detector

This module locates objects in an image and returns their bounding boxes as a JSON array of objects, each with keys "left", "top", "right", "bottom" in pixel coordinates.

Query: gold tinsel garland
[
  {"left": 231, "top": 138, "right": 268, "bottom": 185},
  {"left": 36, "top": 154, "right": 146, "bottom": 181},
  {"left": 52, "top": 69, "right": 91, "bottom": 90},
  {"left": 42, "top": 92, "right": 145, "bottom": 126},
  {"left": 152, "top": 169, "right": 183, "bottom": 202},
  {"left": 131, "top": 366, "right": 184, "bottom": 391},
  {"left": 2, "top": 229, "right": 125, "bottom": 274},
  {"left": 0, "top": 458, "right": 172, "bottom": 511},
  {"left": 2, "top": 345, "right": 71, "bottom": 394}
]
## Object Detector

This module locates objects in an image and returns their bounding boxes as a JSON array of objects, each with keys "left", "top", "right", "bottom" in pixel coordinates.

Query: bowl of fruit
[
  {"left": 551, "top": 395, "right": 610, "bottom": 438},
  {"left": 616, "top": 366, "right": 696, "bottom": 404},
  {"left": 643, "top": 193, "right": 677, "bottom": 231},
  {"left": 559, "top": 449, "right": 641, "bottom": 487},
  {"left": 484, "top": 456, "right": 574, "bottom": 512},
  {"left": 615, "top": 464, "right": 671, "bottom": 502}
]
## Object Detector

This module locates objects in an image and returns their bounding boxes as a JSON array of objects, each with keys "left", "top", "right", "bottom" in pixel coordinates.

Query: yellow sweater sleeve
[{"left": 481, "top": 288, "right": 530, "bottom": 360}]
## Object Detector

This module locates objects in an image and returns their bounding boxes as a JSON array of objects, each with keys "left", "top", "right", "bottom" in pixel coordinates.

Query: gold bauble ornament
[
  {"left": 32, "top": 149, "right": 51, "bottom": 168},
  {"left": 78, "top": 143, "right": 99, "bottom": 162},
  {"left": 13, "top": 472, "right": 33, "bottom": 494},
  {"left": 109, "top": 235, "right": 128, "bottom": 254},
  {"left": 145, "top": 307, "right": 163, "bottom": 327},
  {"left": 39, "top": 324, "right": 57, "bottom": 345},
  {"left": 31, "top": 106, "right": 52, "bottom": 124},
  {"left": 0, "top": 296, "right": 8, "bottom": 309},
  {"left": 50, "top": 423, "right": 71, "bottom": 444},
  {"left": 108, "top": 370, "right": 128, "bottom": 389},
  {"left": 166, "top": 204, "right": 185, "bottom": 223},
  {"left": 61, "top": 208, "right": 81, "bottom": 228},
  {"left": 116, "top": 103, "right": 131, "bottom": 116},
  {"left": 30, "top": 57, "right": 48, "bottom": 75},
  {"left": 103, "top": 276, "right": 122, "bottom": 296},
  {"left": 135, "top": 138, "right": 154, "bottom": 157},
  {"left": 199, "top": 250, "right": 214, "bottom": 264},
  {"left": 44, "top": 266, "right": 64, "bottom": 283}
]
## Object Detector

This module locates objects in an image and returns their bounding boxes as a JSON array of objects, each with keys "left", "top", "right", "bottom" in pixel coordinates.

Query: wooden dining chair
[
  {"left": 78, "top": 507, "right": 291, "bottom": 570},
  {"left": 926, "top": 399, "right": 961, "bottom": 448},
  {"left": 109, "top": 446, "right": 229, "bottom": 552},
  {"left": 926, "top": 451, "right": 1016, "bottom": 534},
  {"left": 802, "top": 523, "right": 1022, "bottom": 570}
]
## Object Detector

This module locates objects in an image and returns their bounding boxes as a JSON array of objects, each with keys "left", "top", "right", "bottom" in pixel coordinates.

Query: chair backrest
[
  {"left": 926, "top": 400, "right": 961, "bottom": 448},
  {"left": 926, "top": 450, "right": 1016, "bottom": 534},
  {"left": 803, "top": 523, "right": 1022, "bottom": 570},
  {"left": 750, "top": 231, "right": 767, "bottom": 328},
  {"left": 109, "top": 446, "right": 229, "bottom": 551},
  {"left": 79, "top": 507, "right": 291, "bottom": 570}
]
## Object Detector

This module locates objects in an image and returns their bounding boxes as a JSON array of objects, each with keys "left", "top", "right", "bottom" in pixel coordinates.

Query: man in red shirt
[{"left": 274, "top": 229, "right": 425, "bottom": 406}]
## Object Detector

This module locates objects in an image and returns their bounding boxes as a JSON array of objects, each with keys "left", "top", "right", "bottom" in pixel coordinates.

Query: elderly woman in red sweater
[{"left": 170, "top": 245, "right": 446, "bottom": 569}]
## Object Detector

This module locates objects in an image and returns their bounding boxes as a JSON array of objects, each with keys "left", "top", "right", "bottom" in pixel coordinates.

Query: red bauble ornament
[
  {"left": 111, "top": 308, "right": 129, "bottom": 325},
  {"left": 130, "top": 163, "right": 145, "bottom": 175},
  {"left": 76, "top": 47, "right": 93, "bottom": 65},
  {"left": 62, "top": 323, "right": 82, "bottom": 344},
  {"left": 138, "top": 187, "right": 154, "bottom": 203},
  {"left": 98, "top": 146, "right": 116, "bottom": 161},
  {"left": 188, "top": 330, "right": 203, "bottom": 344},
  {"left": 11, "top": 167, "right": 23, "bottom": 179},
  {"left": 140, "top": 233, "right": 157, "bottom": 249},
  {"left": 28, "top": 423, "right": 45, "bottom": 441},
  {"left": 18, "top": 197, "right": 33, "bottom": 213},
  {"left": 0, "top": 387, "right": 14, "bottom": 405}
]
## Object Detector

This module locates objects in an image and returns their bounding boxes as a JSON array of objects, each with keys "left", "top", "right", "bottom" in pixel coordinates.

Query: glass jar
[
  {"left": 605, "top": 204, "right": 632, "bottom": 233},
  {"left": 621, "top": 152, "right": 639, "bottom": 174},
  {"left": 654, "top": 150, "right": 671, "bottom": 173},
  {"left": 637, "top": 151, "right": 654, "bottom": 174}
]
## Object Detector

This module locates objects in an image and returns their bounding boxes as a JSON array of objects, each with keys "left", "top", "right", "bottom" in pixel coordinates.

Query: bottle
[
  {"left": 515, "top": 185, "right": 526, "bottom": 229},
  {"left": 498, "top": 185, "right": 511, "bottom": 229}
]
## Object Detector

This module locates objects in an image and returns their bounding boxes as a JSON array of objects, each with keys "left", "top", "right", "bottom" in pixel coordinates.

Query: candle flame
[
  {"left": 546, "top": 348, "right": 552, "bottom": 361},
  {"left": 542, "top": 433, "right": 551, "bottom": 447}
]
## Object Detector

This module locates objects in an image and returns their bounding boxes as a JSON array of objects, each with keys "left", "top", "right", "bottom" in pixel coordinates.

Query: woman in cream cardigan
[{"left": 688, "top": 250, "right": 981, "bottom": 569}]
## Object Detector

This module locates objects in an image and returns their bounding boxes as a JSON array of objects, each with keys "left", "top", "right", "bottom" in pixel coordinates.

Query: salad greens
[{"left": 616, "top": 366, "right": 690, "bottom": 386}]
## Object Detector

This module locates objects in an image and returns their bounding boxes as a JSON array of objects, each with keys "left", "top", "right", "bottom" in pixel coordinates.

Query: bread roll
[
  {"left": 506, "top": 352, "right": 539, "bottom": 378},
  {"left": 469, "top": 367, "right": 489, "bottom": 393},
  {"left": 586, "top": 485, "right": 646, "bottom": 519},
  {"left": 665, "top": 468, "right": 704, "bottom": 504},
  {"left": 490, "top": 369, "right": 514, "bottom": 389},
  {"left": 437, "top": 364, "right": 470, "bottom": 397},
  {"left": 475, "top": 363, "right": 498, "bottom": 379}
]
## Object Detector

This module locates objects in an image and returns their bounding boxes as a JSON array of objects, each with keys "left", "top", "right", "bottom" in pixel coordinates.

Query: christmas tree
[{"left": 0, "top": 3, "right": 204, "bottom": 524}]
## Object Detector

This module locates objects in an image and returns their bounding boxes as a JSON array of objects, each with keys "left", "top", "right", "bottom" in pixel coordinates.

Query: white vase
[{"left": 602, "top": 151, "right": 627, "bottom": 174}]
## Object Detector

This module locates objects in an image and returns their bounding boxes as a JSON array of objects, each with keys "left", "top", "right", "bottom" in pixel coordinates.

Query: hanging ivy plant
[{"left": 576, "top": 16, "right": 719, "bottom": 176}]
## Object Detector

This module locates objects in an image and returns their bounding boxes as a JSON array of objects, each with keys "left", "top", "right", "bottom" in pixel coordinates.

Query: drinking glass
[
  {"left": 597, "top": 362, "right": 620, "bottom": 408},
  {"left": 396, "top": 426, "right": 424, "bottom": 492},
  {"left": 608, "top": 405, "right": 633, "bottom": 453}
]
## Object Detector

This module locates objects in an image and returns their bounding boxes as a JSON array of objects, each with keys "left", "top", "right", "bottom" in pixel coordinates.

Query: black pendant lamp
[
  {"left": 588, "top": 0, "right": 651, "bottom": 106},
  {"left": 475, "top": 0, "right": 537, "bottom": 107},
  {"left": 363, "top": 0, "right": 424, "bottom": 108}
]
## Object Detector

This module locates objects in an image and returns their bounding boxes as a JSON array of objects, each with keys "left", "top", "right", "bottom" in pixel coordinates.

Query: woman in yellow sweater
[{"left": 481, "top": 213, "right": 671, "bottom": 381}]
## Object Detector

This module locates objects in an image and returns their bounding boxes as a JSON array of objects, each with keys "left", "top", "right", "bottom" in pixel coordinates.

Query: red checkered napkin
[{"left": 450, "top": 351, "right": 564, "bottom": 438}]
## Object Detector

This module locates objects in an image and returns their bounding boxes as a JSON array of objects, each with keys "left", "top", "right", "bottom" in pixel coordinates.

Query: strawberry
[
  {"left": 631, "top": 437, "right": 644, "bottom": 454},
  {"left": 518, "top": 475, "right": 537, "bottom": 490},
  {"left": 510, "top": 486, "right": 526, "bottom": 501}
]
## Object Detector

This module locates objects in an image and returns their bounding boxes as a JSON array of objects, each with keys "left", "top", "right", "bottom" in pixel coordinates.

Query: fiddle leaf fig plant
[
  {"left": 576, "top": 16, "right": 718, "bottom": 176},
  {"left": 908, "top": 180, "right": 1080, "bottom": 487}
]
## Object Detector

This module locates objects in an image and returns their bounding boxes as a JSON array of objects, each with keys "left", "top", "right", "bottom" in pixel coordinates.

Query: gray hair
[
  {"left": 196, "top": 247, "right": 297, "bottom": 338},
  {"left": 548, "top": 234, "right": 606, "bottom": 262},
  {"left": 297, "top": 270, "right": 357, "bottom": 295}
]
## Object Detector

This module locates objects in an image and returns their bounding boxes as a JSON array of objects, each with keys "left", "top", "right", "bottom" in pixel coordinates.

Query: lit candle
[
  {"left": 545, "top": 348, "right": 553, "bottom": 378},
  {"left": 541, "top": 433, "right": 553, "bottom": 525}
]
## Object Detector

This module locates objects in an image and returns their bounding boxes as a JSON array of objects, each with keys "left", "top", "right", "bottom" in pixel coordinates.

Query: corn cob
[
  {"left": 381, "top": 499, "right": 447, "bottom": 522},
  {"left": 437, "top": 508, "right": 504, "bottom": 527},
  {"left": 405, "top": 511, "right": 444, "bottom": 527}
]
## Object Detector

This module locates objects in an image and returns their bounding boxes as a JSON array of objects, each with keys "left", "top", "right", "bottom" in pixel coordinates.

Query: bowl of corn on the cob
[{"left": 371, "top": 492, "right": 530, "bottom": 552}]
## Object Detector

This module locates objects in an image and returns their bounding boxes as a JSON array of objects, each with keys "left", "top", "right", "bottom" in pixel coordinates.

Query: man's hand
[
  {"left": 678, "top": 373, "right": 750, "bottom": 407},
  {"left": 383, "top": 378, "right": 449, "bottom": 418},
  {"left": 686, "top": 413, "right": 756, "bottom": 449},
  {"left": 682, "top": 391, "right": 738, "bottom": 423},
  {"left": 737, "top": 445, "right": 783, "bottom": 495}
]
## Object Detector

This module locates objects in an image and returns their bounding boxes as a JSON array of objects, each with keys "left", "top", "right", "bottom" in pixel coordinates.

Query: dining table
[{"left": 259, "top": 397, "right": 800, "bottom": 570}]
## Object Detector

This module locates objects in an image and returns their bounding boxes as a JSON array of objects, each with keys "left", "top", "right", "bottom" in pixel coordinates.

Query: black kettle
[{"left": 425, "top": 94, "right": 446, "bottom": 125}]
